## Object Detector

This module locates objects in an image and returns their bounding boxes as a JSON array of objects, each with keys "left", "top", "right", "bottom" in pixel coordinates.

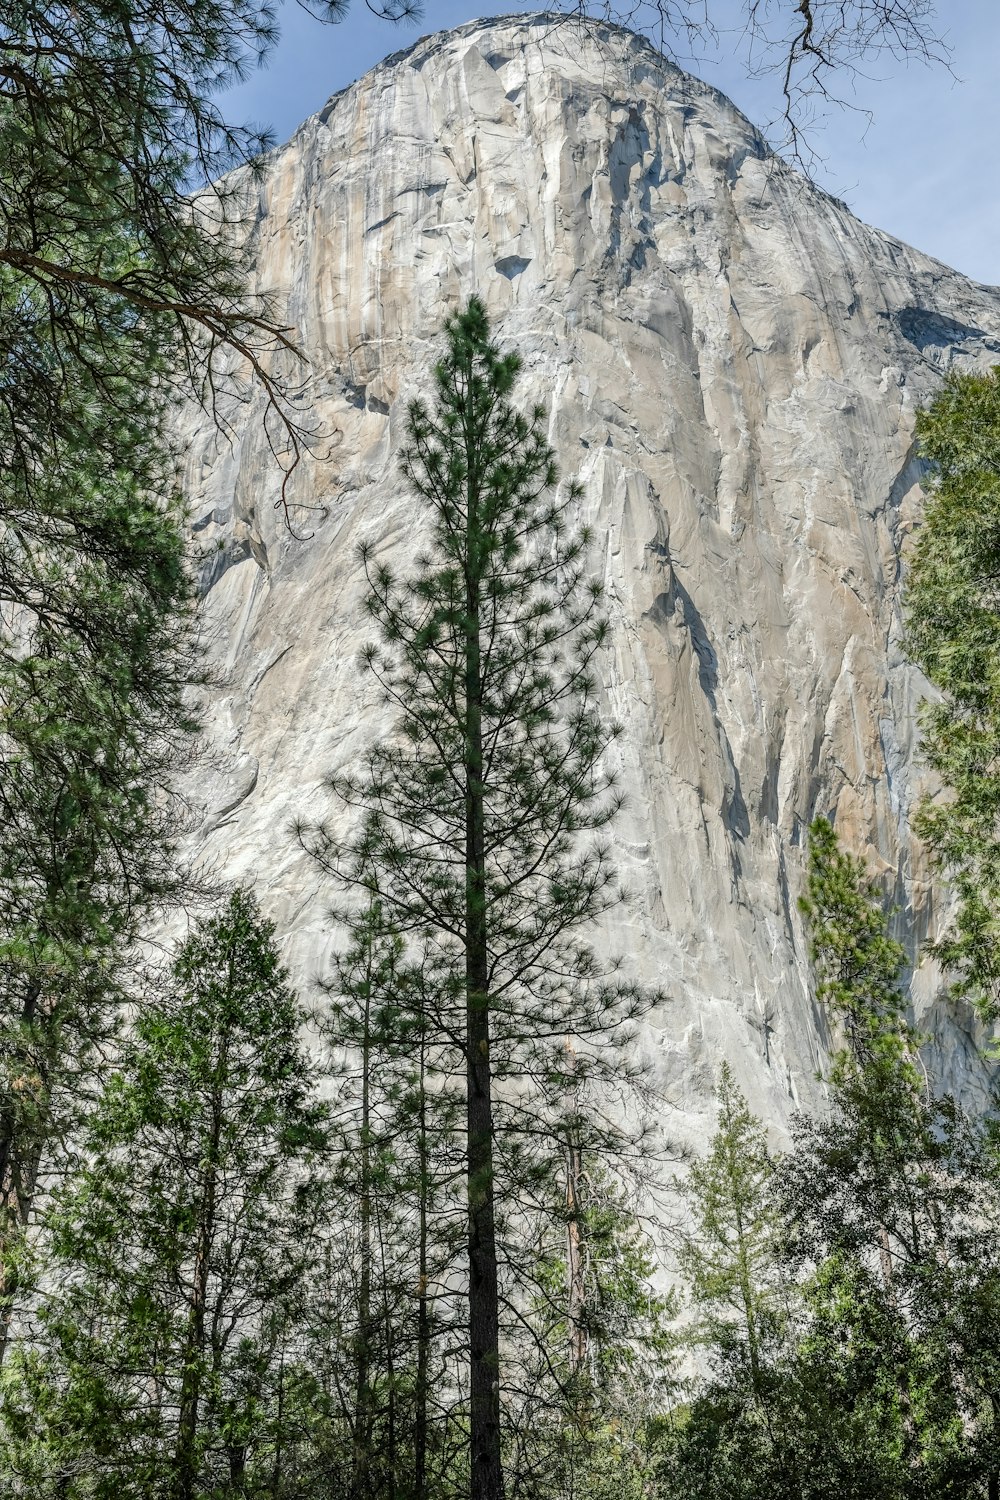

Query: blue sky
[{"left": 220, "top": 1, "right": 1000, "bottom": 286}]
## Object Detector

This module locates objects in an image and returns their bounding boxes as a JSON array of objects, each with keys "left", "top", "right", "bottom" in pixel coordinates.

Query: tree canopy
[{"left": 904, "top": 367, "right": 1000, "bottom": 1028}]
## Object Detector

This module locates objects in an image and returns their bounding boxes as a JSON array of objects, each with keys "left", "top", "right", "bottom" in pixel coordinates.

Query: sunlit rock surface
[{"left": 178, "top": 13, "right": 1000, "bottom": 1149}]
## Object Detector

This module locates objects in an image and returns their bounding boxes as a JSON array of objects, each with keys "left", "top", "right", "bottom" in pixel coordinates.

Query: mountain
[{"left": 178, "top": 12, "right": 1000, "bottom": 1146}]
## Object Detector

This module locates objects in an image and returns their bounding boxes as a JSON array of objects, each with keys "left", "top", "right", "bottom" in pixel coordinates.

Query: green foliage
[
  {"left": 659, "top": 1066, "right": 795, "bottom": 1496},
  {"left": 302, "top": 298, "right": 662, "bottom": 1497},
  {"left": 776, "top": 1096, "right": 1000, "bottom": 1498},
  {"left": 664, "top": 1075, "right": 872, "bottom": 1491},
  {"left": 314, "top": 901, "right": 465, "bottom": 1499},
  {"left": 568, "top": 1183, "right": 675, "bottom": 1393},
  {"left": 513, "top": 1169, "right": 675, "bottom": 1500},
  {"left": 0, "top": 0, "right": 365, "bottom": 545},
  {"left": 0, "top": 0, "right": 323, "bottom": 1367},
  {"left": 798, "top": 816, "right": 915, "bottom": 1078},
  {"left": 0, "top": 422, "right": 197, "bottom": 1374},
  {"left": 305, "top": 296, "right": 653, "bottom": 1087},
  {"left": 674, "top": 1063, "right": 784, "bottom": 1386},
  {"left": 785, "top": 820, "right": 1000, "bottom": 1497},
  {"left": 0, "top": 890, "right": 329, "bottom": 1497},
  {"left": 534, "top": 1169, "right": 675, "bottom": 1393},
  {"left": 0, "top": 497, "right": 196, "bottom": 1203},
  {"left": 0, "top": 0, "right": 369, "bottom": 1308},
  {"left": 659, "top": 822, "right": 1000, "bottom": 1500},
  {"left": 904, "top": 365, "right": 1000, "bottom": 1026}
]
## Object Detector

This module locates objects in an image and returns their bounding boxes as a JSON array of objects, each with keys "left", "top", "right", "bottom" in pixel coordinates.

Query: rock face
[{"left": 180, "top": 12, "right": 1000, "bottom": 1148}]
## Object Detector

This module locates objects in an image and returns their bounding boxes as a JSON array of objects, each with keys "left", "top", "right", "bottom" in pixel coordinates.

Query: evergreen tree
[
  {"left": 792, "top": 817, "right": 926, "bottom": 1309},
  {"left": 0, "top": 475, "right": 196, "bottom": 1367},
  {"left": 658, "top": 823, "right": 1000, "bottom": 1500},
  {"left": 786, "top": 818, "right": 1000, "bottom": 1498},
  {"left": 0, "top": 889, "right": 329, "bottom": 1497},
  {"left": 0, "top": 0, "right": 391, "bottom": 1323},
  {"left": 0, "top": 0, "right": 354, "bottom": 1326},
  {"left": 798, "top": 816, "right": 917, "bottom": 1079},
  {"left": 317, "top": 902, "right": 464, "bottom": 1500},
  {"left": 673, "top": 1064, "right": 785, "bottom": 1401},
  {"left": 302, "top": 297, "right": 658, "bottom": 1500},
  {"left": 904, "top": 365, "right": 1000, "bottom": 1029},
  {"left": 1, "top": 0, "right": 395, "bottom": 558},
  {"left": 652, "top": 1064, "right": 801, "bottom": 1500},
  {"left": 509, "top": 1157, "right": 674, "bottom": 1500}
]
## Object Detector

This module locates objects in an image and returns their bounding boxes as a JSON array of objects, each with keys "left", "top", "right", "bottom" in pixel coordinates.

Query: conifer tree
[
  {"left": 0, "top": 889, "right": 329, "bottom": 1497},
  {"left": 508, "top": 1151, "right": 674, "bottom": 1499},
  {"left": 674, "top": 1063, "right": 784, "bottom": 1400},
  {"left": 787, "top": 819, "right": 1000, "bottom": 1498},
  {"left": 0, "top": 0, "right": 366, "bottom": 1330},
  {"left": 0, "top": 0, "right": 356, "bottom": 1339},
  {"left": 792, "top": 818, "right": 926, "bottom": 1313},
  {"left": 302, "top": 297, "right": 657, "bottom": 1500},
  {"left": 657, "top": 1067, "right": 800, "bottom": 1500},
  {"left": 904, "top": 365, "right": 1000, "bottom": 1028},
  {"left": 0, "top": 484, "right": 196, "bottom": 1368},
  {"left": 798, "top": 816, "right": 917, "bottom": 1079},
  {"left": 658, "top": 823, "right": 1000, "bottom": 1499},
  {"left": 318, "top": 901, "right": 464, "bottom": 1500}
]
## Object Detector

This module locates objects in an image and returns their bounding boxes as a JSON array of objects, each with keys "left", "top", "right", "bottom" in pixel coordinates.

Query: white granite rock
[{"left": 178, "top": 13, "right": 1000, "bottom": 1152}]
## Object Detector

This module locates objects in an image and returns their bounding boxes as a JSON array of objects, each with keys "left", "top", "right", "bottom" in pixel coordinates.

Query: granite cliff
[{"left": 179, "top": 12, "right": 1000, "bottom": 1147}]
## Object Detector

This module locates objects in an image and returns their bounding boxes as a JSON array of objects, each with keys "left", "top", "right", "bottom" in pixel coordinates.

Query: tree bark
[
  {"left": 381, "top": 1210, "right": 399, "bottom": 1497},
  {"left": 564, "top": 1132, "right": 588, "bottom": 1380},
  {"left": 173, "top": 1014, "right": 227, "bottom": 1500},
  {"left": 467, "top": 986, "right": 502, "bottom": 1500},
  {"left": 173, "top": 1169, "right": 214, "bottom": 1500},
  {"left": 350, "top": 960, "right": 374, "bottom": 1500},
  {"left": 414, "top": 1030, "right": 430, "bottom": 1500},
  {"left": 465, "top": 425, "right": 504, "bottom": 1500},
  {"left": 0, "top": 978, "right": 52, "bottom": 1369}
]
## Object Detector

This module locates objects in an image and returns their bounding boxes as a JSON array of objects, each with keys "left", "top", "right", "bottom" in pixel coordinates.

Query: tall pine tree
[{"left": 302, "top": 297, "right": 657, "bottom": 1500}]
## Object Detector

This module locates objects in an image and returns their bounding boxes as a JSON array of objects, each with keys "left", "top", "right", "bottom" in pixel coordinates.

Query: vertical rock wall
[{"left": 179, "top": 13, "right": 1000, "bottom": 1147}]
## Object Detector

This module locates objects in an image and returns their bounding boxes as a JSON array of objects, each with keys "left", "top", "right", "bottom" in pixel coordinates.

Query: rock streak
[{"left": 180, "top": 13, "right": 1000, "bottom": 1144}]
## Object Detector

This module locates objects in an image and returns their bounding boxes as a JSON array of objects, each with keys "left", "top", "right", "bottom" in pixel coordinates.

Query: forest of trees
[{"left": 2, "top": 0, "right": 998, "bottom": 1494}]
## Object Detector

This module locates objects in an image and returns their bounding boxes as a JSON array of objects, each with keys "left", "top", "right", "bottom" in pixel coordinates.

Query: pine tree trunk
[
  {"left": 268, "top": 1331, "right": 286, "bottom": 1496},
  {"left": 0, "top": 1127, "right": 47, "bottom": 1369},
  {"left": 351, "top": 974, "right": 374, "bottom": 1500},
  {"left": 414, "top": 1031, "right": 429, "bottom": 1500},
  {"left": 467, "top": 985, "right": 502, "bottom": 1500},
  {"left": 228, "top": 1442, "right": 247, "bottom": 1489},
  {"left": 0, "top": 978, "right": 49, "bottom": 1369},
  {"left": 382, "top": 1230, "right": 398, "bottom": 1496},
  {"left": 565, "top": 1133, "right": 588, "bottom": 1379},
  {"left": 174, "top": 1183, "right": 214, "bottom": 1500},
  {"left": 173, "top": 1027, "right": 226, "bottom": 1500},
  {"left": 465, "top": 445, "right": 504, "bottom": 1500},
  {"left": 878, "top": 1224, "right": 896, "bottom": 1308}
]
